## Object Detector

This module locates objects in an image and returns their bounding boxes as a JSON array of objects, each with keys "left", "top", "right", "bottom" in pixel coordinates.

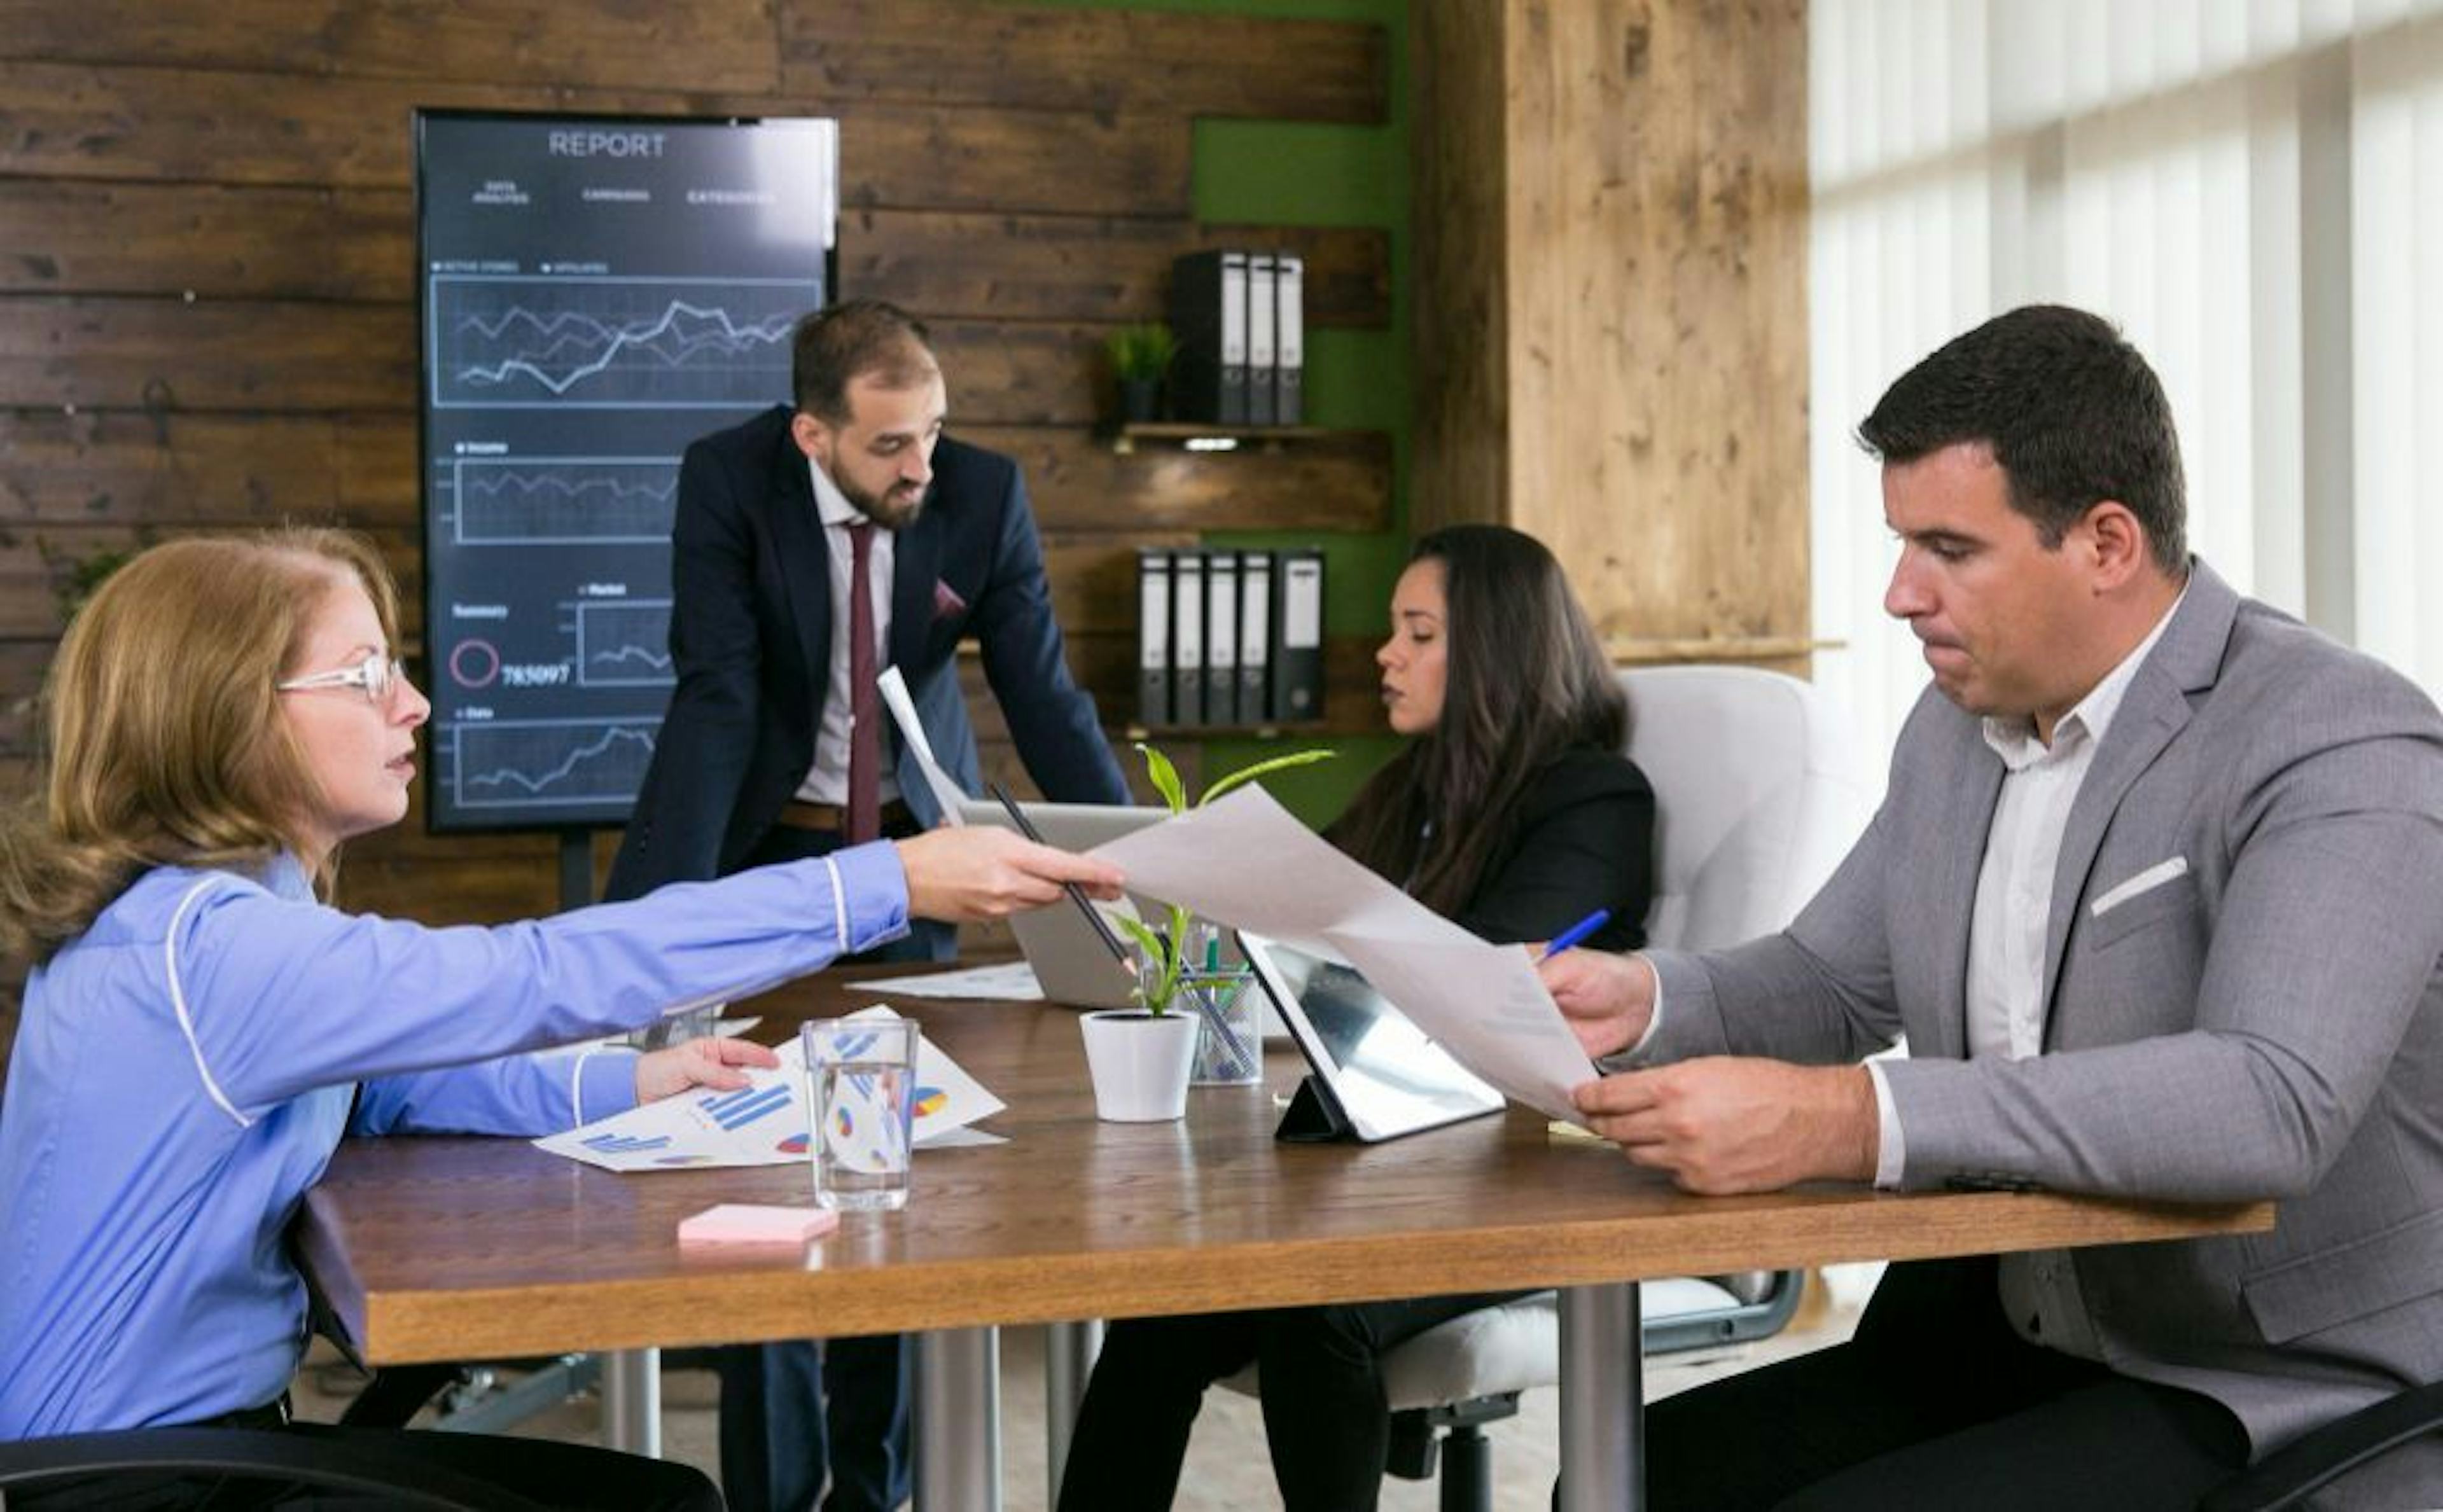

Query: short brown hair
[
  {"left": 791, "top": 300, "right": 940, "bottom": 426},
  {"left": 0, "top": 529, "right": 400, "bottom": 961},
  {"left": 1858, "top": 305, "right": 2189, "bottom": 572}
]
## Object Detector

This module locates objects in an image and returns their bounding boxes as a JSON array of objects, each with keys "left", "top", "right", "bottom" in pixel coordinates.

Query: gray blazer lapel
[
  {"left": 769, "top": 447, "right": 833, "bottom": 715},
  {"left": 2038, "top": 560, "right": 2239, "bottom": 1016}
]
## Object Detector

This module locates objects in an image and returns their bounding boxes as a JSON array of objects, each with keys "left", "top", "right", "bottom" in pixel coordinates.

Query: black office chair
[
  {"left": 2197, "top": 1380, "right": 2443, "bottom": 1512},
  {"left": 0, "top": 1424, "right": 552, "bottom": 1510}
]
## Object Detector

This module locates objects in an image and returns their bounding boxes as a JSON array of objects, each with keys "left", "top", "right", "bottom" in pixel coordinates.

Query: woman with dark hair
[
  {"left": 1059, "top": 523, "right": 1653, "bottom": 1511},
  {"left": 0, "top": 530, "right": 1119, "bottom": 1508}
]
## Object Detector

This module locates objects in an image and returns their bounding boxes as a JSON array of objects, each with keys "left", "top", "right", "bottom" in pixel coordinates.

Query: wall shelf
[{"left": 1102, "top": 421, "right": 1368, "bottom": 456}]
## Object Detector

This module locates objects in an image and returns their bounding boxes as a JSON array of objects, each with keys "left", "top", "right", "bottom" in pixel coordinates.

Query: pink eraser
[{"left": 678, "top": 1204, "right": 842, "bottom": 1246}]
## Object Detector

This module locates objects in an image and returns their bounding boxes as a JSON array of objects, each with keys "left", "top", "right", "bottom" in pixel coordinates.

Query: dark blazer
[
  {"left": 1452, "top": 747, "right": 1654, "bottom": 952},
  {"left": 606, "top": 405, "right": 1127, "bottom": 898}
]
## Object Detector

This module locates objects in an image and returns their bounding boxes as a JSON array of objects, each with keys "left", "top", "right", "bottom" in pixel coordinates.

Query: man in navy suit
[{"left": 609, "top": 300, "right": 1127, "bottom": 1511}]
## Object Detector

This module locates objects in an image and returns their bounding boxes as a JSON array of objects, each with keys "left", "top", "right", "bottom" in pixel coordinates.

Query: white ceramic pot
[{"left": 1078, "top": 1009, "right": 1200, "bottom": 1122}]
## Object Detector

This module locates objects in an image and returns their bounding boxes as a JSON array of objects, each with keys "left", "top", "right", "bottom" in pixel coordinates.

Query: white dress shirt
[
  {"left": 795, "top": 458, "right": 903, "bottom": 807},
  {"left": 1865, "top": 585, "right": 2183, "bottom": 1358}
]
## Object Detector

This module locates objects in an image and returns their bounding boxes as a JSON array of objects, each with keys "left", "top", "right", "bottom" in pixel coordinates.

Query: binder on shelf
[
  {"left": 1168, "top": 250, "right": 1248, "bottom": 425},
  {"left": 1171, "top": 549, "right": 1206, "bottom": 726},
  {"left": 1271, "top": 548, "right": 1325, "bottom": 724},
  {"left": 1246, "top": 253, "right": 1278, "bottom": 427},
  {"left": 1275, "top": 253, "right": 1304, "bottom": 426},
  {"left": 1136, "top": 550, "right": 1172, "bottom": 728},
  {"left": 1238, "top": 550, "right": 1273, "bottom": 726},
  {"left": 1206, "top": 550, "right": 1239, "bottom": 725}
]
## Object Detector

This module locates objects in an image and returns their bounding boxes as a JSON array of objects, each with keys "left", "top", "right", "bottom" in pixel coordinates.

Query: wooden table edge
[{"left": 311, "top": 1193, "right": 2274, "bottom": 1366}]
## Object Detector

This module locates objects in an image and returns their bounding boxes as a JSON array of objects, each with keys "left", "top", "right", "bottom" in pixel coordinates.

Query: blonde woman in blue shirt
[{"left": 0, "top": 529, "right": 1120, "bottom": 1508}]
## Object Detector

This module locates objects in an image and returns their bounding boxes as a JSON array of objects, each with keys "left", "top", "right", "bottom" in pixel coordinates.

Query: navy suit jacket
[{"left": 606, "top": 405, "right": 1127, "bottom": 898}]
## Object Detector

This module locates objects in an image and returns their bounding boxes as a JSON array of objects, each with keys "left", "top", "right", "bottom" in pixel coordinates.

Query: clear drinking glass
[{"left": 801, "top": 1017, "right": 921, "bottom": 1211}]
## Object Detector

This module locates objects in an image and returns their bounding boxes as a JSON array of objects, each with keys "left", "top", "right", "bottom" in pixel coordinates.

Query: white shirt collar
[
  {"left": 1980, "top": 581, "right": 2189, "bottom": 770},
  {"left": 807, "top": 457, "right": 864, "bottom": 531}
]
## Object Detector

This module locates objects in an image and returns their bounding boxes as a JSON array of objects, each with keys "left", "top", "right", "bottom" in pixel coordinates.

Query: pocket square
[
  {"left": 2089, "top": 856, "right": 2189, "bottom": 917},
  {"left": 931, "top": 578, "right": 968, "bottom": 620}
]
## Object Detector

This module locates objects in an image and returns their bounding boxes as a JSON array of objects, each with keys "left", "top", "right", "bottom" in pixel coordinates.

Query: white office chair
[{"left": 1364, "top": 664, "right": 1876, "bottom": 1508}]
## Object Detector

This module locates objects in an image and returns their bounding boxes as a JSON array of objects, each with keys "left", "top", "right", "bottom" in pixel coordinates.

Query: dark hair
[
  {"left": 1327, "top": 525, "right": 1626, "bottom": 919},
  {"left": 791, "top": 300, "right": 940, "bottom": 426},
  {"left": 1857, "top": 304, "right": 2187, "bottom": 572}
]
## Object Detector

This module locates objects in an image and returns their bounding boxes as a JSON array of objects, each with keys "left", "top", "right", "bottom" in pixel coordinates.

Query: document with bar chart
[
  {"left": 534, "top": 1009, "right": 1006, "bottom": 1174},
  {"left": 415, "top": 111, "right": 837, "bottom": 829}
]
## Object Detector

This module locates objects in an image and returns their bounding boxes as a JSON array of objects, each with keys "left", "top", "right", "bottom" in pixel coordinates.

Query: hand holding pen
[
  {"left": 1536, "top": 908, "right": 1612, "bottom": 962},
  {"left": 894, "top": 819, "right": 1124, "bottom": 922}
]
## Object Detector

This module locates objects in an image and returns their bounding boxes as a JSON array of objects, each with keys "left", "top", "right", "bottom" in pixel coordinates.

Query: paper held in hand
[
  {"left": 876, "top": 665, "right": 969, "bottom": 824},
  {"left": 1089, "top": 787, "right": 1599, "bottom": 1122}
]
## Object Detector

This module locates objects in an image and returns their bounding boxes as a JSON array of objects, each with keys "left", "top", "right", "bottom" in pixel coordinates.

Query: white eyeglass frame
[{"left": 276, "top": 651, "right": 405, "bottom": 705}]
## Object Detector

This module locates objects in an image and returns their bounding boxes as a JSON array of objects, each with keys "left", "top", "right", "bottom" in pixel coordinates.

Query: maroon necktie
[{"left": 846, "top": 521, "right": 882, "bottom": 845}]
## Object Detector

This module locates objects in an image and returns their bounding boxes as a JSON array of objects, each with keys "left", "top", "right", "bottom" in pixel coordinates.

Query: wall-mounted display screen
[{"left": 415, "top": 111, "right": 837, "bottom": 831}]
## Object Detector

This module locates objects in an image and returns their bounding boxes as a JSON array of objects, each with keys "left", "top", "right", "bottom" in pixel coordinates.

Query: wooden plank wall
[
  {"left": 0, "top": 3, "right": 1394, "bottom": 1041},
  {"left": 1411, "top": 0, "right": 1811, "bottom": 670}
]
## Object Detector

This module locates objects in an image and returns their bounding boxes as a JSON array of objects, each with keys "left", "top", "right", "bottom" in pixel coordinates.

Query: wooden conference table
[{"left": 298, "top": 967, "right": 2274, "bottom": 1510}]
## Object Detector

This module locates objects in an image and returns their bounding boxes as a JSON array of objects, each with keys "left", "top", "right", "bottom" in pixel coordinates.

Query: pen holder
[{"left": 1181, "top": 969, "right": 1262, "bottom": 1086}]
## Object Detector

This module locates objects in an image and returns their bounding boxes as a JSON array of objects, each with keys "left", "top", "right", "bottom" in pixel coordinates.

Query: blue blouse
[{"left": 0, "top": 844, "right": 908, "bottom": 1437}]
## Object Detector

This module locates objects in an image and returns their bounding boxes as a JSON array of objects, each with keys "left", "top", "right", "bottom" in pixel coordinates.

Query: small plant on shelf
[
  {"left": 1114, "top": 739, "right": 1333, "bottom": 1014},
  {"left": 1105, "top": 323, "right": 1178, "bottom": 424}
]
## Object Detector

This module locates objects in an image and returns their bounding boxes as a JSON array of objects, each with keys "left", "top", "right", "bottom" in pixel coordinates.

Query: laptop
[
  {"left": 1237, "top": 931, "right": 1504, "bottom": 1143},
  {"left": 954, "top": 799, "right": 1171, "bottom": 1009}
]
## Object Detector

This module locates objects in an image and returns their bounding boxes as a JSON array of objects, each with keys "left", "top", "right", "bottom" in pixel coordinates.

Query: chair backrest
[{"left": 1619, "top": 665, "right": 1875, "bottom": 951}]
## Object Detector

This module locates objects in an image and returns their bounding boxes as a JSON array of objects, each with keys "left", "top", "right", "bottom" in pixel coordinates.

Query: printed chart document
[
  {"left": 536, "top": 1006, "right": 1003, "bottom": 1172},
  {"left": 1092, "top": 789, "right": 1597, "bottom": 1121}
]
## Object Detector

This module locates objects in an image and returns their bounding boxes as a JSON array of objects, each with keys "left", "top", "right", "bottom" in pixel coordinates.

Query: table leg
[
  {"left": 1558, "top": 1281, "right": 1642, "bottom": 1512},
  {"left": 601, "top": 1347, "right": 660, "bottom": 1457},
  {"left": 915, "top": 1326, "right": 1001, "bottom": 1511},
  {"left": 1043, "top": 1320, "right": 1103, "bottom": 1506}
]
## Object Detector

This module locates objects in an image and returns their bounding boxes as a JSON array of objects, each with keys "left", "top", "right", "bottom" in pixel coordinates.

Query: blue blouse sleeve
[
  {"left": 349, "top": 1047, "right": 642, "bottom": 1137},
  {"left": 171, "top": 843, "right": 906, "bottom": 1123}
]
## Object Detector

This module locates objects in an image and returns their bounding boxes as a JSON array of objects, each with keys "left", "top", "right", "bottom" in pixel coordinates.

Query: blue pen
[{"left": 1536, "top": 908, "right": 1611, "bottom": 962}]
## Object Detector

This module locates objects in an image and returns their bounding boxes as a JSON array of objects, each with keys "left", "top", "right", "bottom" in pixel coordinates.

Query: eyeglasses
[{"left": 277, "top": 651, "right": 407, "bottom": 705}]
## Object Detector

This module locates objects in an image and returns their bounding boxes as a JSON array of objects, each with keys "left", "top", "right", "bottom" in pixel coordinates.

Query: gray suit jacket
[{"left": 1643, "top": 561, "right": 2443, "bottom": 1488}]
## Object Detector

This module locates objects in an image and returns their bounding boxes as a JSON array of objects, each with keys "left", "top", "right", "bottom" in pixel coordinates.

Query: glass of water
[{"left": 801, "top": 1016, "right": 921, "bottom": 1212}]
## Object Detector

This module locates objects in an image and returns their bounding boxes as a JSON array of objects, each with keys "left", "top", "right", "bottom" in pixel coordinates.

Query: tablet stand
[{"left": 1274, "top": 1074, "right": 1355, "bottom": 1142}]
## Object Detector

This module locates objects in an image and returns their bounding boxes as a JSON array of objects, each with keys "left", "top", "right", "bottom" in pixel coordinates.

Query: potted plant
[
  {"left": 1105, "top": 322, "right": 1176, "bottom": 425},
  {"left": 1078, "top": 740, "right": 1334, "bottom": 1120}
]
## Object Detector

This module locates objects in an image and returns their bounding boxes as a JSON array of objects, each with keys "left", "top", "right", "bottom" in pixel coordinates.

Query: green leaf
[
  {"left": 1112, "top": 913, "right": 1167, "bottom": 964},
  {"left": 1197, "top": 748, "right": 1337, "bottom": 808},
  {"left": 1136, "top": 741, "right": 1188, "bottom": 813}
]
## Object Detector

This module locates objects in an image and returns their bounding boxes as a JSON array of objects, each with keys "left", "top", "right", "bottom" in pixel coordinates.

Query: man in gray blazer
[{"left": 1545, "top": 305, "right": 2443, "bottom": 1509}]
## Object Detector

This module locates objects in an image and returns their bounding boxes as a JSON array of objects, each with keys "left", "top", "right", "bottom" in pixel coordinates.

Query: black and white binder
[
  {"left": 1275, "top": 253, "right": 1304, "bottom": 426},
  {"left": 1137, "top": 550, "right": 1172, "bottom": 728},
  {"left": 1271, "top": 547, "right": 1325, "bottom": 723},
  {"left": 1169, "top": 250, "right": 1248, "bottom": 425},
  {"left": 1239, "top": 550, "right": 1273, "bottom": 726},
  {"left": 1171, "top": 549, "right": 1206, "bottom": 726},
  {"left": 1206, "top": 550, "right": 1240, "bottom": 725},
  {"left": 1246, "top": 252, "right": 1278, "bottom": 427}
]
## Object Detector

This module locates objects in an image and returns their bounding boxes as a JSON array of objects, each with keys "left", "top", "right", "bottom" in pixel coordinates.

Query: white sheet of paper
[
  {"left": 877, "top": 665, "right": 967, "bottom": 824},
  {"left": 534, "top": 1006, "right": 1006, "bottom": 1172},
  {"left": 848, "top": 961, "right": 1044, "bottom": 1001},
  {"left": 1092, "top": 787, "right": 1596, "bottom": 1121}
]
